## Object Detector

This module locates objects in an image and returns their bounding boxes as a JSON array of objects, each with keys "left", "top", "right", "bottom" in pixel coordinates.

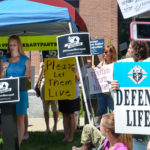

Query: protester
[
  {"left": 96, "top": 44, "right": 117, "bottom": 120},
  {"left": 58, "top": 67, "right": 80, "bottom": 142},
  {"left": 38, "top": 62, "right": 58, "bottom": 134},
  {"left": 111, "top": 40, "right": 150, "bottom": 145},
  {"left": 1, "top": 35, "right": 31, "bottom": 146},
  {"left": 72, "top": 113, "right": 133, "bottom": 150},
  {"left": 80, "top": 56, "right": 100, "bottom": 126},
  {"left": 111, "top": 40, "right": 149, "bottom": 90}
]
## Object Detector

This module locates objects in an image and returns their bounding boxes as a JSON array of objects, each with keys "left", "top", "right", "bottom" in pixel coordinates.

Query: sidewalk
[
  {"left": 28, "top": 118, "right": 84, "bottom": 132},
  {"left": 27, "top": 90, "right": 85, "bottom": 132}
]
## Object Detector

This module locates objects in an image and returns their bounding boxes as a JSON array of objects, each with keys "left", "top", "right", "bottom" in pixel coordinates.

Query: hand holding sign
[{"left": 111, "top": 80, "right": 119, "bottom": 91}]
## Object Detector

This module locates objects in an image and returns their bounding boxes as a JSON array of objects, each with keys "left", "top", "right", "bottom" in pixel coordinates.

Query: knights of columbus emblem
[{"left": 128, "top": 65, "right": 148, "bottom": 84}]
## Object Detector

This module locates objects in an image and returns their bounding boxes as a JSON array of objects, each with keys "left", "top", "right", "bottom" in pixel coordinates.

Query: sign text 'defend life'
[
  {"left": 116, "top": 88, "right": 150, "bottom": 127},
  {"left": 114, "top": 62, "right": 150, "bottom": 135}
]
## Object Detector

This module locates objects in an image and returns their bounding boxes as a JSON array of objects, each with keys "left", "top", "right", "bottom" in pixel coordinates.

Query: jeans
[{"left": 96, "top": 93, "right": 114, "bottom": 116}]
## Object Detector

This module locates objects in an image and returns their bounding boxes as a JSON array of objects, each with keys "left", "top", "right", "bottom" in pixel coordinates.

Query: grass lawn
[
  {"left": 0, "top": 91, "right": 85, "bottom": 150},
  {"left": 0, "top": 131, "right": 82, "bottom": 150}
]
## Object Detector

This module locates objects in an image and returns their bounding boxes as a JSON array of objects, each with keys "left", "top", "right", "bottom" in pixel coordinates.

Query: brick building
[{"left": 79, "top": 0, "right": 118, "bottom": 53}]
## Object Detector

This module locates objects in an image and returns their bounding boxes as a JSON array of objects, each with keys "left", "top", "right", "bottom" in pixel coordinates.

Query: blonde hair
[
  {"left": 8, "top": 35, "right": 25, "bottom": 56},
  {"left": 103, "top": 44, "right": 117, "bottom": 62},
  {"left": 102, "top": 113, "right": 133, "bottom": 150}
]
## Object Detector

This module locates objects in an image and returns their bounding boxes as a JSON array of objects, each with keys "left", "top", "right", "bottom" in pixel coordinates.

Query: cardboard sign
[
  {"left": 44, "top": 58, "right": 76, "bottom": 100},
  {"left": 0, "top": 77, "right": 19, "bottom": 103},
  {"left": 57, "top": 33, "right": 90, "bottom": 59},
  {"left": 118, "top": 0, "right": 150, "bottom": 19},
  {"left": 90, "top": 39, "right": 104, "bottom": 55},
  {"left": 114, "top": 62, "right": 150, "bottom": 135},
  {"left": 87, "top": 64, "right": 114, "bottom": 94},
  {"left": 0, "top": 35, "right": 58, "bottom": 51}
]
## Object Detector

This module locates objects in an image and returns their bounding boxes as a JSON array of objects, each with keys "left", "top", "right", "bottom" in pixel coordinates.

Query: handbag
[
  {"left": 34, "top": 65, "right": 44, "bottom": 97},
  {"left": 34, "top": 78, "right": 41, "bottom": 97}
]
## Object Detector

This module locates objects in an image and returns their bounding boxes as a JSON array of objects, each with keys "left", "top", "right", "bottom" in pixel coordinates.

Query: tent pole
[{"left": 68, "top": 22, "right": 91, "bottom": 124}]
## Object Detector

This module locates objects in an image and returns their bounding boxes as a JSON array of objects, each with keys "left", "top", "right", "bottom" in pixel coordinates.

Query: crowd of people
[{"left": 1, "top": 35, "right": 150, "bottom": 150}]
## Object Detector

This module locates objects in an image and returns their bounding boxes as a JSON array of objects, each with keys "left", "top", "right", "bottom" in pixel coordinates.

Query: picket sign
[
  {"left": 114, "top": 62, "right": 150, "bottom": 135},
  {"left": 118, "top": 0, "right": 150, "bottom": 19},
  {"left": 87, "top": 64, "right": 114, "bottom": 94}
]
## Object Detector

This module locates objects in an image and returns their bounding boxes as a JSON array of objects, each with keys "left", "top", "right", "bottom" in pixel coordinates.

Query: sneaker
[
  {"left": 23, "top": 133, "right": 29, "bottom": 140},
  {"left": 52, "top": 128, "right": 57, "bottom": 134},
  {"left": 45, "top": 129, "right": 50, "bottom": 134}
]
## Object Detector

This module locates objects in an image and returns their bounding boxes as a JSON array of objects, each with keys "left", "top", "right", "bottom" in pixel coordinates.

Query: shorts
[
  {"left": 40, "top": 79, "right": 58, "bottom": 113},
  {"left": 42, "top": 100, "right": 58, "bottom": 113}
]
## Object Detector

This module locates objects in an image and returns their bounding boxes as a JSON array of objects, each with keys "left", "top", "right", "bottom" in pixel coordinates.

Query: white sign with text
[
  {"left": 114, "top": 62, "right": 150, "bottom": 135},
  {"left": 114, "top": 87, "right": 150, "bottom": 135},
  {"left": 118, "top": 0, "right": 150, "bottom": 19},
  {"left": 87, "top": 64, "right": 113, "bottom": 94}
]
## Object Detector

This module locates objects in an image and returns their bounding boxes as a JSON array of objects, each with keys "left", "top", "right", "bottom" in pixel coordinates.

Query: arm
[
  {"left": 147, "top": 140, "right": 150, "bottom": 150},
  {"left": 25, "top": 59, "right": 31, "bottom": 82},
  {"left": 75, "top": 68, "right": 80, "bottom": 81},
  {"left": 38, "top": 62, "right": 44, "bottom": 80},
  {"left": 0, "top": 60, "right": 9, "bottom": 78},
  {"left": 97, "top": 61, "right": 103, "bottom": 68}
]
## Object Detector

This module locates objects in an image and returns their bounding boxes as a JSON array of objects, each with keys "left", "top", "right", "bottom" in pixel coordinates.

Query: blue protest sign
[
  {"left": 90, "top": 39, "right": 104, "bottom": 55},
  {"left": 114, "top": 62, "right": 150, "bottom": 135},
  {"left": 114, "top": 62, "right": 150, "bottom": 87}
]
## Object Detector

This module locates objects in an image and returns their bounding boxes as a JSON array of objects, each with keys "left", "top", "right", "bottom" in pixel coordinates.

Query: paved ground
[{"left": 27, "top": 89, "right": 84, "bottom": 132}]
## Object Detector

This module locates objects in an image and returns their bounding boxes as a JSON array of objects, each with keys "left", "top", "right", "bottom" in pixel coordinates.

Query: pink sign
[{"left": 87, "top": 64, "right": 114, "bottom": 94}]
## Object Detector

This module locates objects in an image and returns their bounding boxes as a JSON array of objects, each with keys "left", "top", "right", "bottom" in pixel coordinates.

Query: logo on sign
[
  {"left": 128, "top": 65, "right": 147, "bottom": 84},
  {"left": 0, "top": 82, "right": 12, "bottom": 93},
  {"left": 64, "top": 36, "right": 83, "bottom": 49}
]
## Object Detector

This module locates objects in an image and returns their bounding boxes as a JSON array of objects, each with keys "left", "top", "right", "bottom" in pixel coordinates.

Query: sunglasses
[{"left": 103, "top": 51, "right": 111, "bottom": 54}]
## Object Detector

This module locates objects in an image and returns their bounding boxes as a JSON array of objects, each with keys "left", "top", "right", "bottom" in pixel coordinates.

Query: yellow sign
[
  {"left": 44, "top": 58, "right": 76, "bottom": 100},
  {"left": 0, "top": 35, "right": 58, "bottom": 51}
]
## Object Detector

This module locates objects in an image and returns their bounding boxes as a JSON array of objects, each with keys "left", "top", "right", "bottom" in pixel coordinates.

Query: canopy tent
[
  {"left": 29, "top": 0, "right": 86, "bottom": 31},
  {"left": 0, "top": 0, "right": 78, "bottom": 36}
]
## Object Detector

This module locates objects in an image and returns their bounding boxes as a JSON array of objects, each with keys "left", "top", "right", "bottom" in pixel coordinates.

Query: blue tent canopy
[
  {"left": 0, "top": 0, "right": 70, "bottom": 26},
  {"left": 0, "top": 0, "right": 77, "bottom": 36}
]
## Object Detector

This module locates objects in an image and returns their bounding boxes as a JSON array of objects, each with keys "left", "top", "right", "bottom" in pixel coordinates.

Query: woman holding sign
[
  {"left": 111, "top": 40, "right": 149, "bottom": 144},
  {"left": 111, "top": 40, "right": 149, "bottom": 90},
  {"left": 58, "top": 68, "right": 80, "bottom": 142},
  {"left": 97, "top": 44, "right": 117, "bottom": 120},
  {"left": 1, "top": 35, "right": 31, "bottom": 147}
]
